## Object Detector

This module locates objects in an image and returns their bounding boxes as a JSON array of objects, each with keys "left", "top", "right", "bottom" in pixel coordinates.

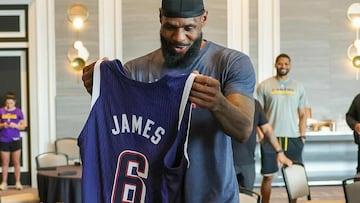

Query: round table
[{"left": 37, "top": 165, "right": 82, "bottom": 203}]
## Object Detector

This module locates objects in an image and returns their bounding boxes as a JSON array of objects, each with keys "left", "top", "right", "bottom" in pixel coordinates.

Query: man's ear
[{"left": 201, "top": 10, "right": 208, "bottom": 25}]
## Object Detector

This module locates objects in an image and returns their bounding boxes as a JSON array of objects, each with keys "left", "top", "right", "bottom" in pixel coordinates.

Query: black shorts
[
  {"left": 0, "top": 139, "right": 22, "bottom": 152},
  {"left": 260, "top": 136, "right": 304, "bottom": 175},
  {"left": 234, "top": 163, "right": 256, "bottom": 190}
]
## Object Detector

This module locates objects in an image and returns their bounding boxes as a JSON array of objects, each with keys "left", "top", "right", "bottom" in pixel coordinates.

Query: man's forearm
[
  {"left": 261, "top": 124, "right": 282, "bottom": 152},
  {"left": 212, "top": 94, "right": 254, "bottom": 142}
]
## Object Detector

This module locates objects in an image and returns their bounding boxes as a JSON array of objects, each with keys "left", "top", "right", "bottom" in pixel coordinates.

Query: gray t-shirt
[
  {"left": 124, "top": 40, "right": 256, "bottom": 203},
  {"left": 256, "top": 76, "right": 307, "bottom": 138}
]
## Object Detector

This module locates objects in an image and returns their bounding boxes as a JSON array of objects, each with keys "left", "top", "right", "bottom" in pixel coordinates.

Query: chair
[
  {"left": 35, "top": 152, "right": 68, "bottom": 170},
  {"left": 342, "top": 177, "right": 360, "bottom": 203},
  {"left": 55, "top": 137, "right": 80, "bottom": 164},
  {"left": 238, "top": 186, "right": 261, "bottom": 203},
  {"left": 282, "top": 162, "right": 345, "bottom": 203}
]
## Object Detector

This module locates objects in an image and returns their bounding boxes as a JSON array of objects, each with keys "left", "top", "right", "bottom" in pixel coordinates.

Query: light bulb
[
  {"left": 347, "top": 3, "right": 360, "bottom": 25},
  {"left": 73, "top": 17, "right": 84, "bottom": 30},
  {"left": 73, "top": 41, "right": 84, "bottom": 50},
  {"left": 67, "top": 3, "right": 88, "bottom": 29}
]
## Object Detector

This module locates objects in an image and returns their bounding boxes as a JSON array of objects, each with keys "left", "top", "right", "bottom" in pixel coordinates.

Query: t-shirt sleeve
[
  {"left": 17, "top": 109, "right": 24, "bottom": 120},
  {"left": 223, "top": 54, "right": 255, "bottom": 99}
]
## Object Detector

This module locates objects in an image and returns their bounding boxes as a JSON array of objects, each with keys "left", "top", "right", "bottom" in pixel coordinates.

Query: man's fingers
[{"left": 192, "top": 70, "right": 200, "bottom": 75}]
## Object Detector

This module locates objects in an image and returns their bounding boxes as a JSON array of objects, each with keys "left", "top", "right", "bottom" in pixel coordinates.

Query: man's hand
[
  {"left": 82, "top": 57, "right": 109, "bottom": 94},
  {"left": 189, "top": 73, "right": 224, "bottom": 111},
  {"left": 189, "top": 71, "right": 255, "bottom": 142},
  {"left": 277, "top": 152, "right": 293, "bottom": 168}
]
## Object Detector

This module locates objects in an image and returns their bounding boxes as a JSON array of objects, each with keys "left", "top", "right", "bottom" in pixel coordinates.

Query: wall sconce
[
  {"left": 67, "top": 40, "right": 89, "bottom": 71},
  {"left": 67, "top": 3, "right": 89, "bottom": 71},
  {"left": 347, "top": 3, "right": 360, "bottom": 79}
]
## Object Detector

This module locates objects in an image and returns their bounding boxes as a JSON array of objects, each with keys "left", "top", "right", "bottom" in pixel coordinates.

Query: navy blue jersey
[{"left": 78, "top": 59, "right": 195, "bottom": 203}]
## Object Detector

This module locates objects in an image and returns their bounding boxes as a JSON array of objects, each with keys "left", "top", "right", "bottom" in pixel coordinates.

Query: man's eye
[
  {"left": 184, "top": 26, "right": 194, "bottom": 32},
  {"left": 164, "top": 25, "right": 174, "bottom": 30}
]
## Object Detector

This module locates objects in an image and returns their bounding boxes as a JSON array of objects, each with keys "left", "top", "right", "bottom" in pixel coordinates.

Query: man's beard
[
  {"left": 160, "top": 33, "right": 202, "bottom": 68},
  {"left": 277, "top": 68, "right": 289, "bottom": 76}
]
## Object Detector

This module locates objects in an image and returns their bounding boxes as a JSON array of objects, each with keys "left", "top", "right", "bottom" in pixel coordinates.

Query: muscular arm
[{"left": 189, "top": 74, "right": 254, "bottom": 142}]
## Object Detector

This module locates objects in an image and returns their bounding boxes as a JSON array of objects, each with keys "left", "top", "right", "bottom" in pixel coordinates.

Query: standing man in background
[
  {"left": 346, "top": 93, "right": 360, "bottom": 177},
  {"left": 82, "top": 0, "right": 256, "bottom": 202},
  {"left": 256, "top": 53, "right": 307, "bottom": 203}
]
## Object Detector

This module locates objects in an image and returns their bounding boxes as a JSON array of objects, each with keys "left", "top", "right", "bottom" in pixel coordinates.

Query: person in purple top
[{"left": 0, "top": 92, "right": 26, "bottom": 190}]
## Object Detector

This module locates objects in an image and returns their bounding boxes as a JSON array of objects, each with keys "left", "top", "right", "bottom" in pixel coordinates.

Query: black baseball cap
[{"left": 161, "top": 0, "right": 205, "bottom": 18}]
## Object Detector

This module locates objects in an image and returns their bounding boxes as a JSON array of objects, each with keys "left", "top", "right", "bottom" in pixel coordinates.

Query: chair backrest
[
  {"left": 35, "top": 152, "right": 69, "bottom": 170},
  {"left": 343, "top": 177, "right": 360, "bottom": 203},
  {"left": 239, "top": 187, "right": 261, "bottom": 203},
  {"left": 55, "top": 137, "right": 80, "bottom": 163},
  {"left": 281, "top": 162, "right": 311, "bottom": 202}
]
